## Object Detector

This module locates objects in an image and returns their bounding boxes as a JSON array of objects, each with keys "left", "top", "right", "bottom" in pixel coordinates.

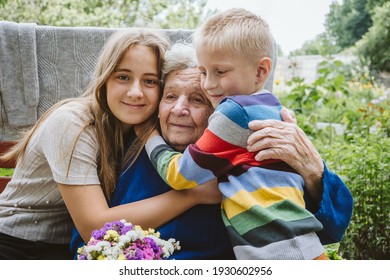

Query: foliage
[
  {"left": 355, "top": 2, "right": 390, "bottom": 72},
  {"left": 325, "top": 0, "right": 372, "bottom": 49},
  {"left": 324, "top": 243, "right": 344, "bottom": 260},
  {"left": 321, "top": 128, "right": 389, "bottom": 260},
  {"left": 290, "top": 32, "right": 341, "bottom": 57},
  {"left": 0, "top": 168, "right": 13, "bottom": 177},
  {"left": 323, "top": 0, "right": 390, "bottom": 73},
  {"left": 277, "top": 58, "right": 390, "bottom": 260},
  {"left": 292, "top": 0, "right": 390, "bottom": 73},
  {"left": 0, "top": 0, "right": 211, "bottom": 29}
]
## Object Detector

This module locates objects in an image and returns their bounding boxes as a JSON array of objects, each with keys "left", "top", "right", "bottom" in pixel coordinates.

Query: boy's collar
[{"left": 252, "top": 89, "right": 271, "bottom": 95}]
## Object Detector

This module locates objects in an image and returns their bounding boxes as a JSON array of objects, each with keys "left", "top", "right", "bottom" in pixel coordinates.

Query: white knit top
[{"left": 0, "top": 101, "right": 100, "bottom": 244}]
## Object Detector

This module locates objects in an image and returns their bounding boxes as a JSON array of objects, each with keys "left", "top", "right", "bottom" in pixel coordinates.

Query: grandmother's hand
[{"left": 247, "top": 107, "right": 324, "bottom": 205}]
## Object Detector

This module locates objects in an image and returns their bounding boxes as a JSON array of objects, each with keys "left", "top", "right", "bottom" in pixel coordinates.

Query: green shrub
[
  {"left": 277, "top": 57, "right": 389, "bottom": 259},
  {"left": 0, "top": 168, "right": 13, "bottom": 177}
]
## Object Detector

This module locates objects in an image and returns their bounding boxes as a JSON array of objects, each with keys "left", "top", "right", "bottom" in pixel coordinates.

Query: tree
[
  {"left": 0, "top": 0, "right": 211, "bottom": 30},
  {"left": 324, "top": 0, "right": 390, "bottom": 73},
  {"left": 325, "top": 0, "right": 372, "bottom": 49},
  {"left": 290, "top": 32, "right": 341, "bottom": 56},
  {"left": 355, "top": 2, "right": 390, "bottom": 72}
]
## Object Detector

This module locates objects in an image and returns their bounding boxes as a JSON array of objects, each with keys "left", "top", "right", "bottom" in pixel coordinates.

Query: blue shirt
[
  {"left": 70, "top": 149, "right": 353, "bottom": 259},
  {"left": 70, "top": 148, "right": 235, "bottom": 259}
]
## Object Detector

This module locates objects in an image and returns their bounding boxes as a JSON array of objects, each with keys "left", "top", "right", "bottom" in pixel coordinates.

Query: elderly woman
[{"left": 70, "top": 43, "right": 352, "bottom": 259}]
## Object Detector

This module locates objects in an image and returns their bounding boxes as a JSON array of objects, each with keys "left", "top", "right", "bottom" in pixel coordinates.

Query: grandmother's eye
[
  {"left": 193, "top": 97, "right": 205, "bottom": 104},
  {"left": 164, "top": 94, "right": 176, "bottom": 100}
]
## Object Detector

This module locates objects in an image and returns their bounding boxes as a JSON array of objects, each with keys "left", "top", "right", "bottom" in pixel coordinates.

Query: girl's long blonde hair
[{"left": 1, "top": 29, "right": 170, "bottom": 199}]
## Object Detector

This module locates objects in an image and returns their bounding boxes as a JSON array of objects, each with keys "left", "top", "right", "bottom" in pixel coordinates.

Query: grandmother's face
[{"left": 159, "top": 68, "right": 213, "bottom": 152}]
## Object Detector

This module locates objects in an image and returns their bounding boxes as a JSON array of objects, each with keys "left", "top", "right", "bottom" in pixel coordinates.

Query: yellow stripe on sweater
[
  {"left": 166, "top": 154, "right": 198, "bottom": 190},
  {"left": 223, "top": 187, "right": 305, "bottom": 220}
]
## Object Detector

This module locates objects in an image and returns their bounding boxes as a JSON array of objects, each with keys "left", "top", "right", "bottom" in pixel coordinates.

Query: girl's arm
[
  {"left": 42, "top": 104, "right": 222, "bottom": 242},
  {"left": 59, "top": 178, "right": 220, "bottom": 242}
]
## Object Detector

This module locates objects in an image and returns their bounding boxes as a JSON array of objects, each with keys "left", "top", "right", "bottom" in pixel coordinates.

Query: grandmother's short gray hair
[{"left": 162, "top": 42, "right": 198, "bottom": 80}]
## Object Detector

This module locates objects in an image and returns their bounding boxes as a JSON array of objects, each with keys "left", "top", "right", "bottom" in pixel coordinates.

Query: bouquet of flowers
[{"left": 77, "top": 219, "right": 180, "bottom": 260}]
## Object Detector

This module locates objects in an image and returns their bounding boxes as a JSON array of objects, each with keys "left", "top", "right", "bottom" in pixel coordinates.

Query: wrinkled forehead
[{"left": 163, "top": 68, "right": 203, "bottom": 93}]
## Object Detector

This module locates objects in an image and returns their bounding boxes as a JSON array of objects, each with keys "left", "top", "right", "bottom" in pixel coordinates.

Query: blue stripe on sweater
[
  {"left": 245, "top": 104, "right": 282, "bottom": 121},
  {"left": 177, "top": 147, "right": 216, "bottom": 184},
  {"left": 216, "top": 98, "right": 249, "bottom": 129},
  {"left": 229, "top": 92, "right": 282, "bottom": 107},
  {"left": 217, "top": 94, "right": 283, "bottom": 129},
  {"left": 219, "top": 167, "right": 305, "bottom": 198}
]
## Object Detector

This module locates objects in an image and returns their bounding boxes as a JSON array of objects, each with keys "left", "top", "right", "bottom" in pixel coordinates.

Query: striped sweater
[{"left": 145, "top": 90, "right": 324, "bottom": 259}]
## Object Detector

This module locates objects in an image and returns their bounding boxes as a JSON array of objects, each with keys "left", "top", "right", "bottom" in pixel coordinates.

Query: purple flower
[
  {"left": 120, "top": 224, "right": 134, "bottom": 235},
  {"left": 77, "top": 219, "right": 179, "bottom": 260}
]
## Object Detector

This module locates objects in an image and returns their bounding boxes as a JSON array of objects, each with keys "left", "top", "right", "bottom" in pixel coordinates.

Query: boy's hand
[{"left": 280, "top": 107, "right": 297, "bottom": 124}]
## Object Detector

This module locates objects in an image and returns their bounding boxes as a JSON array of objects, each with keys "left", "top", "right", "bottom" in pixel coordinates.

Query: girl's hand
[{"left": 186, "top": 179, "right": 222, "bottom": 205}]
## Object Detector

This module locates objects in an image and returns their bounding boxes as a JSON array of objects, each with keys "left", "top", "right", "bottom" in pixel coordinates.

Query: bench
[
  {"left": 0, "top": 22, "right": 276, "bottom": 193},
  {"left": 0, "top": 141, "right": 17, "bottom": 193}
]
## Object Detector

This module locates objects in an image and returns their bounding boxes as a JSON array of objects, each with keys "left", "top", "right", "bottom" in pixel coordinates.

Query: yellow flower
[
  {"left": 104, "top": 229, "right": 119, "bottom": 241},
  {"left": 363, "top": 82, "right": 373, "bottom": 89},
  {"left": 134, "top": 225, "right": 142, "bottom": 231},
  {"left": 118, "top": 254, "right": 127, "bottom": 260},
  {"left": 98, "top": 255, "right": 107, "bottom": 260},
  {"left": 77, "top": 246, "right": 85, "bottom": 254},
  {"left": 275, "top": 79, "right": 281, "bottom": 85}
]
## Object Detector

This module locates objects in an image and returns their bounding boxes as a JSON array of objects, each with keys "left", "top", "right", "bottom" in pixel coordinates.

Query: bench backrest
[{"left": 0, "top": 22, "right": 277, "bottom": 140}]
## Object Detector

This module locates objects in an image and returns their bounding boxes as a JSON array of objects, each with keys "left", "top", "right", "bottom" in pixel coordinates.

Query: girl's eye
[
  {"left": 118, "top": 75, "right": 129, "bottom": 81},
  {"left": 216, "top": 70, "right": 227, "bottom": 75},
  {"left": 144, "top": 79, "right": 159, "bottom": 87}
]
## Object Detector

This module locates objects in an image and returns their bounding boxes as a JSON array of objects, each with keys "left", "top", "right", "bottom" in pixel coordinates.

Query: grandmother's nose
[{"left": 171, "top": 95, "right": 190, "bottom": 115}]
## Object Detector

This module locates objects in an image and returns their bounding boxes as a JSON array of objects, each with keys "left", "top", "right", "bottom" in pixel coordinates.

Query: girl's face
[{"left": 106, "top": 44, "right": 160, "bottom": 132}]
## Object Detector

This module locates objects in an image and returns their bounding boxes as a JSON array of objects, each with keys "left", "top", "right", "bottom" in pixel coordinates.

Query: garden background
[{"left": 0, "top": 0, "right": 388, "bottom": 260}]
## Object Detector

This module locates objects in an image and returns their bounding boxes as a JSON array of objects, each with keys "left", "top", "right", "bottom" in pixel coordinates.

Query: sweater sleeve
[
  {"left": 304, "top": 162, "right": 354, "bottom": 244},
  {"left": 145, "top": 99, "right": 252, "bottom": 190}
]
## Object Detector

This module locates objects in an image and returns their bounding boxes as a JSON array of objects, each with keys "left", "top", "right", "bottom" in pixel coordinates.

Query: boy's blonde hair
[
  {"left": 2, "top": 29, "right": 170, "bottom": 198},
  {"left": 193, "top": 8, "right": 273, "bottom": 61}
]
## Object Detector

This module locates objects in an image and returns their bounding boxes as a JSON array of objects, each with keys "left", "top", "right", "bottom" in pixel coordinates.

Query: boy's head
[{"left": 193, "top": 8, "right": 274, "bottom": 107}]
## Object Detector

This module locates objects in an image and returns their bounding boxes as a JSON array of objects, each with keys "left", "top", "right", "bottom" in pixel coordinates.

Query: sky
[{"left": 205, "top": 0, "right": 336, "bottom": 55}]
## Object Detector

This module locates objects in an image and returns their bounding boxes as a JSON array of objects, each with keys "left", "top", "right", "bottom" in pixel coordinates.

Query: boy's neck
[{"left": 252, "top": 84, "right": 266, "bottom": 95}]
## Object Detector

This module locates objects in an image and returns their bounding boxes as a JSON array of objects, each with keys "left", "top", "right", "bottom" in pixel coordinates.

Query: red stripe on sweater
[{"left": 196, "top": 128, "right": 278, "bottom": 167}]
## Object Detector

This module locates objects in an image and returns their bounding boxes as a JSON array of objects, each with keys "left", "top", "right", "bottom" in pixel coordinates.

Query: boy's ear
[{"left": 256, "top": 57, "right": 271, "bottom": 84}]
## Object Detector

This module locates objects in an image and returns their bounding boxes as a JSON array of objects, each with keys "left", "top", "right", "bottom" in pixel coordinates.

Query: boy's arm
[
  {"left": 304, "top": 162, "right": 354, "bottom": 244},
  {"left": 145, "top": 99, "right": 251, "bottom": 190},
  {"left": 145, "top": 134, "right": 216, "bottom": 190}
]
